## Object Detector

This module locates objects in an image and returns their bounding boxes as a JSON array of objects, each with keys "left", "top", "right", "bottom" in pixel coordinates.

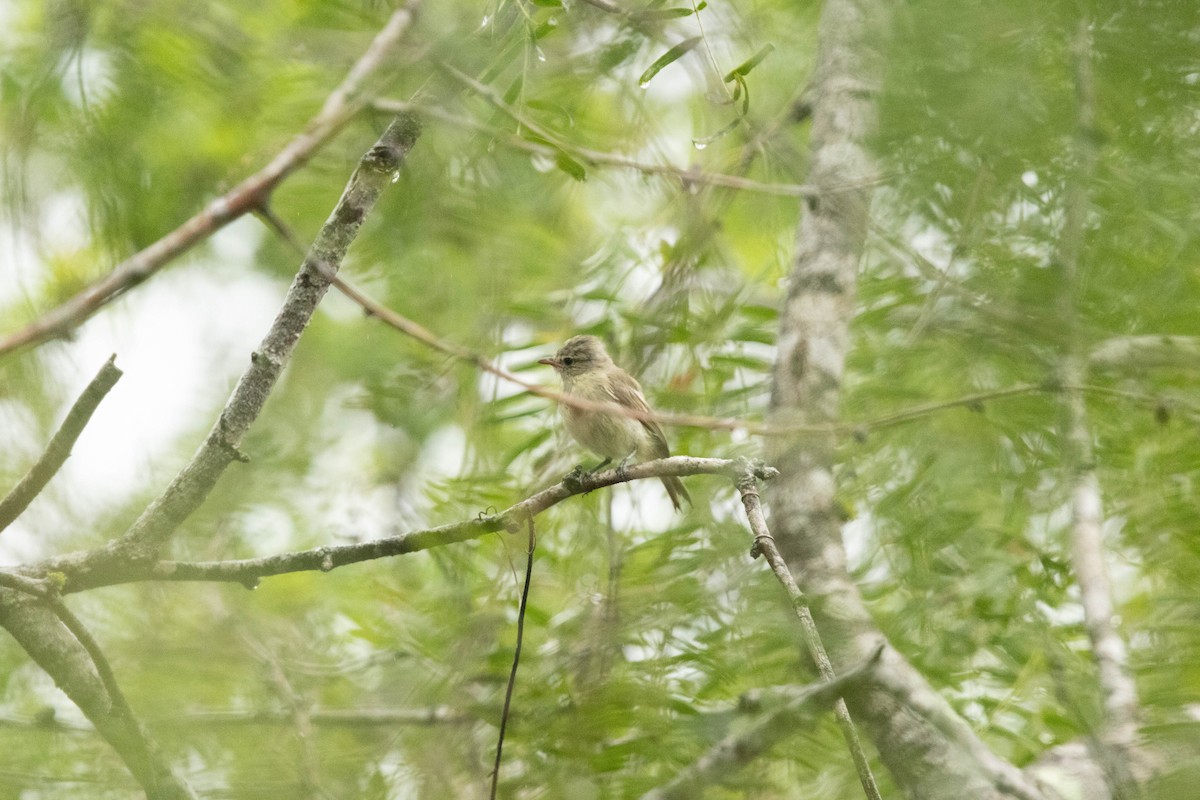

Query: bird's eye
[{"left": 562, "top": 357, "right": 575, "bottom": 366}]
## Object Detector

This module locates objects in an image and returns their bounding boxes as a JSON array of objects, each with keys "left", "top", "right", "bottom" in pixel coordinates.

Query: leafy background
[{"left": 1, "top": 0, "right": 1198, "bottom": 797}]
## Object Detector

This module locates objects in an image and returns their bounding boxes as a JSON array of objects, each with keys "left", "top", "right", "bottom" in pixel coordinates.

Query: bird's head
[{"left": 538, "top": 335, "right": 613, "bottom": 378}]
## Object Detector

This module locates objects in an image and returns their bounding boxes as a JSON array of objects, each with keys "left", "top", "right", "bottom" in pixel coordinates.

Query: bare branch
[
  {"left": 0, "top": 1, "right": 421, "bottom": 358},
  {"left": 56, "top": 456, "right": 764, "bottom": 593},
  {"left": 0, "top": 567, "right": 192, "bottom": 796},
  {"left": 639, "top": 651, "right": 881, "bottom": 800},
  {"left": 490, "top": 517, "right": 535, "bottom": 799},
  {"left": 0, "top": 597, "right": 197, "bottom": 798},
  {"left": 736, "top": 473, "right": 880, "bottom": 800},
  {"left": 0, "top": 355, "right": 122, "bottom": 533},
  {"left": 108, "top": 114, "right": 420, "bottom": 559}
]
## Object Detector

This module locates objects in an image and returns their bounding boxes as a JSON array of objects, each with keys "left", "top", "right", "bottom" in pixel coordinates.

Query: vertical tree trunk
[{"left": 765, "top": 1, "right": 1044, "bottom": 797}]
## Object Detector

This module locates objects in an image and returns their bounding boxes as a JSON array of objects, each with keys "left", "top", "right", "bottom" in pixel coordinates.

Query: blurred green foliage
[{"left": 0, "top": 0, "right": 1198, "bottom": 797}]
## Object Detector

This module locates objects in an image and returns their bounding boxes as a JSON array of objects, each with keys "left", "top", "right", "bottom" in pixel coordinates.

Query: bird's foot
[
  {"left": 615, "top": 455, "right": 633, "bottom": 481},
  {"left": 563, "top": 465, "right": 588, "bottom": 491}
]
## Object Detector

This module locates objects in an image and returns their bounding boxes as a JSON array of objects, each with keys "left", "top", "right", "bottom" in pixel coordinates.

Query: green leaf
[
  {"left": 532, "top": 17, "right": 559, "bottom": 39},
  {"left": 636, "top": 2, "right": 707, "bottom": 20},
  {"left": 503, "top": 75, "right": 524, "bottom": 105},
  {"left": 638, "top": 36, "right": 702, "bottom": 88},
  {"left": 723, "top": 43, "right": 775, "bottom": 82},
  {"left": 692, "top": 115, "right": 743, "bottom": 149},
  {"left": 555, "top": 150, "right": 588, "bottom": 181}
]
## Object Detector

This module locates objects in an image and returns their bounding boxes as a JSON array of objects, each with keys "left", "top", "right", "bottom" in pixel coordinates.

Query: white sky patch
[
  {"left": 295, "top": 392, "right": 399, "bottom": 544},
  {"left": 1, "top": 219, "right": 281, "bottom": 559},
  {"left": 415, "top": 425, "right": 467, "bottom": 479},
  {"left": 61, "top": 47, "right": 115, "bottom": 109},
  {"left": 478, "top": 335, "right": 543, "bottom": 404},
  {"left": 609, "top": 479, "right": 676, "bottom": 534}
]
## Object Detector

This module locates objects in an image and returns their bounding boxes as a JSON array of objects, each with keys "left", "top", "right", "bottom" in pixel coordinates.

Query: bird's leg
[
  {"left": 615, "top": 454, "right": 634, "bottom": 481},
  {"left": 587, "top": 457, "right": 612, "bottom": 475}
]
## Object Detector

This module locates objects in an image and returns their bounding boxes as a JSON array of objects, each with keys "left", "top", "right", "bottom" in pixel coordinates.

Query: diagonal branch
[
  {"left": 0, "top": 1, "right": 421, "bottom": 359},
  {"left": 111, "top": 114, "right": 421, "bottom": 558},
  {"left": 736, "top": 472, "right": 880, "bottom": 800},
  {"left": 639, "top": 651, "right": 881, "bottom": 800},
  {"left": 1088, "top": 334, "right": 1200, "bottom": 372},
  {"left": 0, "top": 588, "right": 197, "bottom": 798},
  {"left": 0, "top": 355, "right": 122, "bottom": 532},
  {"left": 1, "top": 109, "right": 422, "bottom": 800}
]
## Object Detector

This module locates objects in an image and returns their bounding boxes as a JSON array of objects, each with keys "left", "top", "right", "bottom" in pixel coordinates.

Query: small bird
[{"left": 539, "top": 335, "right": 691, "bottom": 511}]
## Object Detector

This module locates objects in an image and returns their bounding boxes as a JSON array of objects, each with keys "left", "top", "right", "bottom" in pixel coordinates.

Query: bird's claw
[
  {"left": 615, "top": 456, "right": 632, "bottom": 481},
  {"left": 563, "top": 465, "right": 588, "bottom": 491}
]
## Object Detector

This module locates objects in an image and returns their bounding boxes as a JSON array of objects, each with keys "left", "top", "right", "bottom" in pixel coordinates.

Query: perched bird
[{"left": 539, "top": 335, "right": 691, "bottom": 511}]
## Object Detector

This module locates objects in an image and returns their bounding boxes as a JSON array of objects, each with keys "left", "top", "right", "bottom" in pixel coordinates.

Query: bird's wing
[{"left": 606, "top": 369, "right": 671, "bottom": 458}]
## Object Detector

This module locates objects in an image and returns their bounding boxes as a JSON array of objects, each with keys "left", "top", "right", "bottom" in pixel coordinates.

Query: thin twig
[
  {"left": 0, "top": 1, "right": 421, "bottom": 358},
  {"left": 42, "top": 593, "right": 137, "bottom": 725},
  {"left": 413, "top": 66, "right": 835, "bottom": 199},
  {"left": 736, "top": 472, "right": 881, "bottom": 800},
  {"left": 324, "top": 269, "right": 1161, "bottom": 443},
  {"left": 375, "top": 97, "right": 821, "bottom": 197},
  {"left": 490, "top": 516, "right": 536, "bottom": 799},
  {"left": 0, "top": 355, "right": 122, "bottom": 532}
]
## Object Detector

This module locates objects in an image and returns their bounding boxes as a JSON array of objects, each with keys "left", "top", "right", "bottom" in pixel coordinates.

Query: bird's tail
[{"left": 661, "top": 476, "right": 691, "bottom": 512}]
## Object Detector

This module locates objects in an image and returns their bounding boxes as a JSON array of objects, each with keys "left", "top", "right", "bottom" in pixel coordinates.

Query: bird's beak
[{"left": 538, "top": 357, "right": 562, "bottom": 370}]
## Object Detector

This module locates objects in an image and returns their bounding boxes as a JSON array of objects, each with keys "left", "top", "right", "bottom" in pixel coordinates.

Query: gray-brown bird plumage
[{"left": 539, "top": 336, "right": 691, "bottom": 511}]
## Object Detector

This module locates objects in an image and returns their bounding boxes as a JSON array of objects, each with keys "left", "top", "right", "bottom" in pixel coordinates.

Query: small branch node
[{"left": 317, "top": 549, "right": 334, "bottom": 573}]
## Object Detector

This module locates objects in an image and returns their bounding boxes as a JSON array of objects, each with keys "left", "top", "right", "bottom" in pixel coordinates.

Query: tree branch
[
  {"left": 639, "top": 650, "right": 881, "bottom": 800},
  {"left": 373, "top": 98, "right": 823, "bottom": 198},
  {"left": 0, "top": 595, "right": 197, "bottom": 798},
  {"left": 760, "top": 0, "right": 1051, "bottom": 797},
  {"left": 102, "top": 114, "right": 420, "bottom": 561},
  {"left": 327, "top": 264, "right": 1130, "bottom": 441},
  {"left": 736, "top": 472, "right": 880, "bottom": 799},
  {"left": 1057, "top": 18, "right": 1144, "bottom": 795},
  {"left": 4, "top": 109, "right": 422, "bottom": 795},
  {"left": 0, "top": 355, "right": 122, "bottom": 533},
  {"left": 50, "top": 457, "right": 766, "bottom": 593},
  {"left": 0, "top": 1, "right": 421, "bottom": 358},
  {"left": 870, "top": 663, "right": 1058, "bottom": 800}
]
